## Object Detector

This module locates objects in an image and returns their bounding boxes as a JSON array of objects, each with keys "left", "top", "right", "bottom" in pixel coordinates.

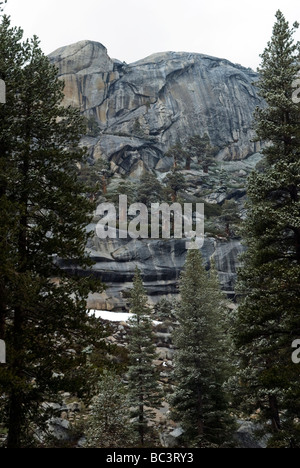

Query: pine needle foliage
[
  {"left": 232, "top": 11, "right": 300, "bottom": 447},
  {"left": 171, "top": 249, "right": 233, "bottom": 447},
  {"left": 0, "top": 13, "right": 105, "bottom": 448},
  {"left": 127, "top": 268, "right": 162, "bottom": 447}
]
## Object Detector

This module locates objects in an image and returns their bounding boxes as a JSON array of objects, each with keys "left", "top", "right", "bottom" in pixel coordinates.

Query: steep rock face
[
  {"left": 49, "top": 41, "right": 263, "bottom": 175},
  {"left": 49, "top": 41, "right": 115, "bottom": 108},
  {"left": 49, "top": 41, "right": 258, "bottom": 309},
  {"left": 58, "top": 231, "right": 245, "bottom": 311}
]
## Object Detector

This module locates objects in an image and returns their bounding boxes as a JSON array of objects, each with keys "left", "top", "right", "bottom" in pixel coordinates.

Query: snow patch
[
  {"left": 88, "top": 310, "right": 134, "bottom": 322},
  {"left": 88, "top": 310, "right": 161, "bottom": 325}
]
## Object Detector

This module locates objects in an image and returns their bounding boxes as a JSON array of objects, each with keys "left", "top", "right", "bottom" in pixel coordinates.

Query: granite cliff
[
  {"left": 49, "top": 40, "right": 263, "bottom": 176},
  {"left": 49, "top": 40, "right": 263, "bottom": 310}
]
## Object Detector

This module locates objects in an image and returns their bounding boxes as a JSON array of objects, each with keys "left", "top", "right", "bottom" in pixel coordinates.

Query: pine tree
[
  {"left": 187, "top": 134, "right": 217, "bottom": 173},
  {"left": 137, "top": 172, "right": 164, "bottom": 207},
  {"left": 127, "top": 268, "right": 162, "bottom": 446},
  {"left": 85, "top": 373, "right": 133, "bottom": 448},
  {"left": 0, "top": 15, "right": 104, "bottom": 448},
  {"left": 106, "top": 179, "right": 137, "bottom": 206},
  {"left": 171, "top": 250, "right": 233, "bottom": 447},
  {"left": 0, "top": 12, "right": 31, "bottom": 344},
  {"left": 78, "top": 158, "right": 112, "bottom": 200},
  {"left": 166, "top": 141, "right": 189, "bottom": 170},
  {"left": 233, "top": 11, "right": 300, "bottom": 446},
  {"left": 164, "top": 169, "right": 187, "bottom": 202},
  {"left": 153, "top": 298, "right": 177, "bottom": 322}
]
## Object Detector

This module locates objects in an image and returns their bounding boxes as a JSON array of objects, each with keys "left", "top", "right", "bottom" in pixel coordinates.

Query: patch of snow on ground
[
  {"left": 88, "top": 310, "right": 161, "bottom": 325},
  {"left": 88, "top": 310, "right": 134, "bottom": 322}
]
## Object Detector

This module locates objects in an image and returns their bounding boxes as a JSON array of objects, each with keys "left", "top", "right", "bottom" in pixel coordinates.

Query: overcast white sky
[{"left": 3, "top": 0, "right": 300, "bottom": 70}]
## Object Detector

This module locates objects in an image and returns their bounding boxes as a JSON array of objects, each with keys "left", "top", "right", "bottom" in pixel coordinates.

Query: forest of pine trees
[{"left": 0, "top": 3, "right": 299, "bottom": 449}]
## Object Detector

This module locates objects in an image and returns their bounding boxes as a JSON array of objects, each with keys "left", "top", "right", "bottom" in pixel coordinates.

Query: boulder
[
  {"left": 160, "top": 427, "right": 184, "bottom": 448},
  {"left": 45, "top": 418, "right": 72, "bottom": 443},
  {"left": 235, "top": 420, "right": 270, "bottom": 449}
]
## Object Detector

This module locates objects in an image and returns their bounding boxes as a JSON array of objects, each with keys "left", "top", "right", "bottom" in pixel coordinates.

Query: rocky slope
[
  {"left": 49, "top": 40, "right": 263, "bottom": 177},
  {"left": 57, "top": 153, "right": 261, "bottom": 311}
]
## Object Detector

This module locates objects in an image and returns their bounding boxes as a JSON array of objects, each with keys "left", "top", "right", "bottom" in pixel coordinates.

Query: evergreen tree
[
  {"left": 84, "top": 114, "right": 100, "bottom": 137},
  {"left": 166, "top": 141, "right": 189, "bottom": 170},
  {"left": 164, "top": 169, "right": 187, "bottom": 202},
  {"left": 220, "top": 200, "right": 241, "bottom": 237},
  {"left": 137, "top": 172, "right": 164, "bottom": 207},
  {"left": 0, "top": 12, "right": 31, "bottom": 344},
  {"left": 0, "top": 15, "right": 104, "bottom": 448},
  {"left": 232, "top": 11, "right": 300, "bottom": 446},
  {"left": 106, "top": 179, "right": 137, "bottom": 206},
  {"left": 127, "top": 268, "right": 162, "bottom": 446},
  {"left": 187, "top": 134, "right": 217, "bottom": 173},
  {"left": 132, "top": 118, "right": 145, "bottom": 138},
  {"left": 78, "top": 158, "right": 112, "bottom": 200},
  {"left": 171, "top": 250, "right": 233, "bottom": 447},
  {"left": 85, "top": 373, "right": 133, "bottom": 448},
  {"left": 153, "top": 298, "right": 177, "bottom": 322}
]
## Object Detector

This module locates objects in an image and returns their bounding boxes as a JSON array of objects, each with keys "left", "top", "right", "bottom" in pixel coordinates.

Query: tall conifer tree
[
  {"left": 233, "top": 11, "right": 300, "bottom": 446},
  {"left": 0, "top": 12, "right": 104, "bottom": 448},
  {"left": 127, "top": 268, "right": 162, "bottom": 446},
  {"left": 85, "top": 373, "right": 133, "bottom": 448},
  {"left": 171, "top": 250, "right": 232, "bottom": 447}
]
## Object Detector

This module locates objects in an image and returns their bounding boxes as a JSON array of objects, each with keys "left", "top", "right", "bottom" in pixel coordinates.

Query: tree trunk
[
  {"left": 0, "top": 140, "right": 8, "bottom": 342},
  {"left": 7, "top": 145, "right": 29, "bottom": 447},
  {"left": 7, "top": 302, "right": 25, "bottom": 448},
  {"left": 7, "top": 389, "right": 23, "bottom": 448},
  {"left": 138, "top": 366, "right": 145, "bottom": 446},
  {"left": 197, "top": 387, "right": 204, "bottom": 438},
  {"left": 185, "top": 157, "right": 191, "bottom": 171},
  {"left": 102, "top": 175, "right": 107, "bottom": 195},
  {"left": 139, "top": 403, "right": 144, "bottom": 446},
  {"left": 269, "top": 395, "right": 281, "bottom": 432}
]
